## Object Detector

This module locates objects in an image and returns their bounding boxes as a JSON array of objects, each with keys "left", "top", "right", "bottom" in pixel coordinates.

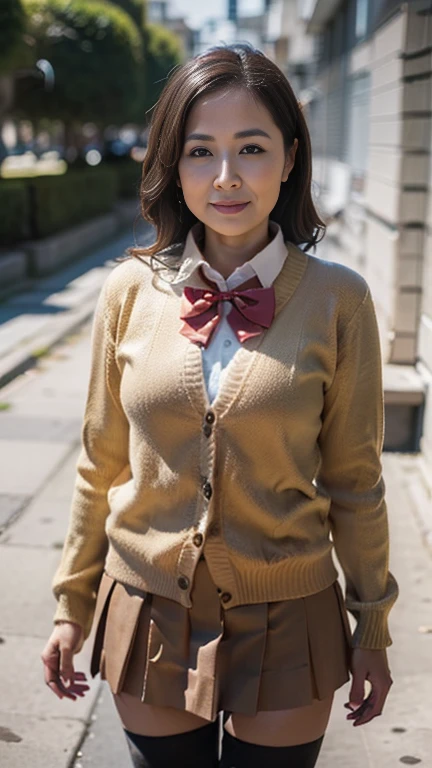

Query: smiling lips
[{"left": 211, "top": 201, "right": 250, "bottom": 214}]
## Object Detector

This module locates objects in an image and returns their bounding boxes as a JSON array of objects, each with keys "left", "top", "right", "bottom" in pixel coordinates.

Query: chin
[
  {"left": 206, "top": 213, "right": 256, "bottom": 231},
  {"left": 209, "top": 223, "right": 255, "bottom": 237}
]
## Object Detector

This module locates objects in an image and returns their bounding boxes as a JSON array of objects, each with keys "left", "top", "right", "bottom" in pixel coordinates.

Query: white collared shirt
[{"left": 173, "top": 220, "right": 289, "bottom": 403}]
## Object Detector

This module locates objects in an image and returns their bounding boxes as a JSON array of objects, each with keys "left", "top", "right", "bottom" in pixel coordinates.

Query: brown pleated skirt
[{"left": 90, "top": 556, "right": 352, "bottom": 722}]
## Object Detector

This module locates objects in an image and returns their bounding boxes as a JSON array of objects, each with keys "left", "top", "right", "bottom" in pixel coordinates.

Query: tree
[
  {"left": 140, "top": 23, "right": 183, "bottom": 122},
  {"left": 109, "top": 0, "right": 183, "bottom": 124},
  {"left": 109, "top": 0, "right": 146, "bottom": 28},
  {"left": 0, "top": 0, "right": 27, "bottom": 74},
  {"left": 14, "top": 0, "right": 144, "bottom": 126}
]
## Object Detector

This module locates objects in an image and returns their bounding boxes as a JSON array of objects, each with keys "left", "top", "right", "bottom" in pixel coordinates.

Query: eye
[
  {"left": 240, "top": 145, "right": 264, "bottom": 154},
  {"left": 188, "top": 144, "right": 265, "bottom": 158},
  {"left": 189, "top": 148, "right": 211, "bottom": 157}
]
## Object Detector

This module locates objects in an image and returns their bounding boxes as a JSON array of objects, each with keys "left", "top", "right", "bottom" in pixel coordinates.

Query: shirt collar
[{"left": 172, "top": 220, "right": 289, "bottom": 290}]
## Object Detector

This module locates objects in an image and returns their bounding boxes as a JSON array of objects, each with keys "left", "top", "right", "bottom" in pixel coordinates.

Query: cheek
[
  {"left": 249, "top": 158, "right": 282, "bottom": 189},
  {"left": 179, "top": 162, "right": 208, "bottom": 193},
  {"left": 247, "top": 169, "right": 283, "bottom": 208}
]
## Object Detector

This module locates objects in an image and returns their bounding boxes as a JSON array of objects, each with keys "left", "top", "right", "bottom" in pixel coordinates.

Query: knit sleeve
[
  {"left": 317, "top": 286, "right": 399, "bottom": 649},
  {"left": 51, "top": 274, "right": 129, "bottom": 643}
]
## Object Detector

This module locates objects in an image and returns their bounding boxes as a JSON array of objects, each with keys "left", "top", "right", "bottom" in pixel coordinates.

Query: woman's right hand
[{"left": 41, "top": 621, "right": 90, "bottom": 700}]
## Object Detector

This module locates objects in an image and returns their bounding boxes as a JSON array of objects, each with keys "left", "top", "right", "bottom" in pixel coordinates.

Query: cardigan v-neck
[
  {"left": 175, "top": 233, "right": 308, "bottom": 415},
  {"left": 51, "top": 233, "right": 399, "bottom": 650},
  {"left": 173, "top": 219, "right": 290, "bottom": 404}
]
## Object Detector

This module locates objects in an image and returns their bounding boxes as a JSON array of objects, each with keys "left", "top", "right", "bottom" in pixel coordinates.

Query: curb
[
  {"left": 0, "top": 287, "right": 103, "bottom": 391},
  {"left": 0, "top": 216, "right": 154, "bottom": 392}
]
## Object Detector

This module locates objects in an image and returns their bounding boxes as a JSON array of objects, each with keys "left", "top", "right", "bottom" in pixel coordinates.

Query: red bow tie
[{"left": 179, "top": 277, "right": 276, "bottom": 348}]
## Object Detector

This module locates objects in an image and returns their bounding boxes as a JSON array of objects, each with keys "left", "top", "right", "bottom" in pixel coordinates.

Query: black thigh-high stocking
[
  {"left": 219, "top": 730, "right": 325, "bottom": 768},
  {"left": 123, "top": 719, "right": 220, "bottom": 768}
]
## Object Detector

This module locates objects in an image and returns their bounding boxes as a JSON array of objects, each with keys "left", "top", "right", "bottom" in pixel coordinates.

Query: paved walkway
[
  {"left": 0, "top": 219, "right": 153, "bottom": 389},
  {"left": 0, "top": 231, "right": 431, "bottom": 766}
]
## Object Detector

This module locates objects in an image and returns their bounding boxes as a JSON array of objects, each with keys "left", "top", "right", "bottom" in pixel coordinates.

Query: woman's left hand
[{"left": 344, "top": 647, "right": 393, "bottom": 726}]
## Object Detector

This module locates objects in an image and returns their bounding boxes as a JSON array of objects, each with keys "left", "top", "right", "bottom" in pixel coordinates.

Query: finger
[
  {"left": 352, "top": 673, "right": 393, "bottom": 726},
  {"left": 42, "top": 647, "right": 63, "bottom": 696},
  {"left": 42, "top": 644, "right": 89, "bottom": 700},
  {"left": 59, "top": 644, "right": 76, "bottom": 685},
  {"left": 346, "top": 691, "right": 374, "bottom": 720},
  {"left": 44, "top": 664, "right": 76, "bottom": 700},
  {"left": 68, "top": 681, "right": 91, "bottom": 697},
  {"left": 347, "top": 671, "right": 366, "bottom": 710},
  {"left": 350, "top": 689, "right": 387, "bottom": 726},
  {"left": 352, "top": 701, "right": 382, "bottom": 726},
  {"left": 41, "top": 645, "right": 62, "bottom": 671},
  {"left": 46, "top": 679, "right": 66, "bottom": 700},
  {"left": 73, "top": 671, "right": 88, "bottom": 680},
  {"left": 42, "top": 651, "right": 80, "bottom": 700},
  {"left": 47, "top": 676, "right": 90, "bottom": 700}
]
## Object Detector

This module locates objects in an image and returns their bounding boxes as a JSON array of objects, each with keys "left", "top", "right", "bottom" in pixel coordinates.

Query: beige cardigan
[{"left": 52, "top": 238, "right": 399, "bottom": 649}]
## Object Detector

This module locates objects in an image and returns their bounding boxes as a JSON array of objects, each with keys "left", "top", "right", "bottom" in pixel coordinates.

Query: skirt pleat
[{"left": 90, "top": 557, "right": 352, "bottom": 722}]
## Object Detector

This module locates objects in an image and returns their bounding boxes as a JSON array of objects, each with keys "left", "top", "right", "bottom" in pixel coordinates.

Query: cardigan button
[
  {"left": 203, "top": 482, "right": 212, "bottom": 500},
  {"left": 178, "top": 576, "right": 189, "bottom": 590},
  {"left": 205, "top": 410, "right": 215, "bottom": 424},
  {"left": 203, "top": 424, "right": 212, "bottom": 438},
  {"left": 193, "top": 532, "right": 203, "bottom": 547},
  {"left": 221, "top": 592, "right": 232, "bottom": 604}
]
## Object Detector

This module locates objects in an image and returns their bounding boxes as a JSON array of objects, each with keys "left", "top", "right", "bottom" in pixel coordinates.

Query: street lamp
[
  {"left": 35, "top": 59, "right": 55, "bottom": 91},
  {"left": 14, "top": 58, "right": 55, "bottom": 90}
]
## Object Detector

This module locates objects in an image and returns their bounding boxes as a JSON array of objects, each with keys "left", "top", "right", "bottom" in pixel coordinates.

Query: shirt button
[
  {"left": 193, "top": 532, "right": 203, "bottom": 547},
  {"left": 203, "top": 482, "right": 212, "bottom": 500},
  {"left": 203, "top": 424, "right": 212, "bottom": 438},
  {"left": 221, "top": 592, "right": 232, "bottom": 603},
  {"left": 205, "top": 411, "right": 215, "bottom": 424},
  {"left": 178, "top": 576, "right": 189, "bottom": 590},
  {"left": 223, "top": 339, "right": 232, "bottom": 348}
]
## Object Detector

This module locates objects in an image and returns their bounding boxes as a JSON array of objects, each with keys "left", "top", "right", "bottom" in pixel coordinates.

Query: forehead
[{"left": 185, "top": 88, "right": 274, "bottom": 130}]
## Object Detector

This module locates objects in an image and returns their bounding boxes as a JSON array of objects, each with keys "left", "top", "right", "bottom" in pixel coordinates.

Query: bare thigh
[
  {"left": 224, "top": 693, "right": 334, "bottom": 747},
  {"left": 112, "top": 692, "right": 214, "bottom": 736}
]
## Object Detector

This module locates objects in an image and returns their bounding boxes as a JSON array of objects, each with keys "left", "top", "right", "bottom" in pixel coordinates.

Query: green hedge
[
  {"left": 29, "top": 167, "right": 118, "bottom": 239},
  {"left": 0, "top": 165, "right": 125, "bottom": 247},
  {"left": 0, "top": 180, "right": 31, "bottom": 246}
]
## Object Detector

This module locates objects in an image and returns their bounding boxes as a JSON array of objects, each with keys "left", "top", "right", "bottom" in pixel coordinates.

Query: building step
[{"left": 383, "top": 364, "right": 426, "bottom": 452}]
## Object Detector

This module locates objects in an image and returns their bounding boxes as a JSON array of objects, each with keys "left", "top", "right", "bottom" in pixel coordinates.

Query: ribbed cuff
[
  {"left": 350, "top": 610, "right": 393, "bottom": 649},
  {"left": 345, "top": 572, "right": 399, "bottom": 649},
  {"left": 53, "top": 593, "right": 93, "bottom": 642}
]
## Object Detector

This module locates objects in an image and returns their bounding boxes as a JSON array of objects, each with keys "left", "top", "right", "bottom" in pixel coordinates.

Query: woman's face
[{"left": 177, "top": 87, "right": 298, "bottom": 237}]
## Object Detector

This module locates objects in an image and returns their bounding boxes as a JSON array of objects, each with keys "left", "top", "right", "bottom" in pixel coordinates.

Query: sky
[{"left": 168, "top": 0, "right": 264, "bottom": 30}]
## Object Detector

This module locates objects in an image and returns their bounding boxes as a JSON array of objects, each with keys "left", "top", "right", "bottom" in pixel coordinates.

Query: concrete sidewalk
[
  {"left": 0, "top": 218, "right": 154, "bottom": 390},
  {"left": 0, "top": 302, "right": 431, "bottom": 766}
]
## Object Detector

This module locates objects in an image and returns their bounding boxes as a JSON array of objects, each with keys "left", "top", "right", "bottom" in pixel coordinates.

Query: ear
[{"left": 282, "top": 138, "right": 298, "bottom": 183}]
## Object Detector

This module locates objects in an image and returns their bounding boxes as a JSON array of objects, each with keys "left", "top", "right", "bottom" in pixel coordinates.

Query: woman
[{"left": 41, "top": 43, "right": 399, "bottom": 768}]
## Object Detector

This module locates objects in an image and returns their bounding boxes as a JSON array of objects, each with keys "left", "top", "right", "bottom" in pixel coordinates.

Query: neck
[{"left": 201, "top": 219, "right": 273, "bottom": 279}]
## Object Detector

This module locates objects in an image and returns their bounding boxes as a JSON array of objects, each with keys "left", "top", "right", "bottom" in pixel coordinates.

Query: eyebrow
[{"left": 184, "top": 129, "right": 272, "bottom": 143}]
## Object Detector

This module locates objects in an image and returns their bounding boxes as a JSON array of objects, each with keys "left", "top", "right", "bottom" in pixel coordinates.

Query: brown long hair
[{"left": 127, "top": 42, "right": 325, "bottom": 265}]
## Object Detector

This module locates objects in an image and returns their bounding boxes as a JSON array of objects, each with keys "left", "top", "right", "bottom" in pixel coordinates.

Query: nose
[{"left": 213, "top": 157, "right": 241, "bottom": 189}]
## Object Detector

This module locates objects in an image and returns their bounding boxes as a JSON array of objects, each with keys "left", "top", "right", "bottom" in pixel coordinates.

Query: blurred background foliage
[
  {"left": 15, "top": 0, "right": 145, "bottom": 124},
  {"left": 0, "top": 0, "right": 184, "bottom": 245},
  {"left": 0, "top": 0, "right": 28, "bottom": 75},
  {"left": 1, "top": 0, "right": 183, "bottom": 123}
]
